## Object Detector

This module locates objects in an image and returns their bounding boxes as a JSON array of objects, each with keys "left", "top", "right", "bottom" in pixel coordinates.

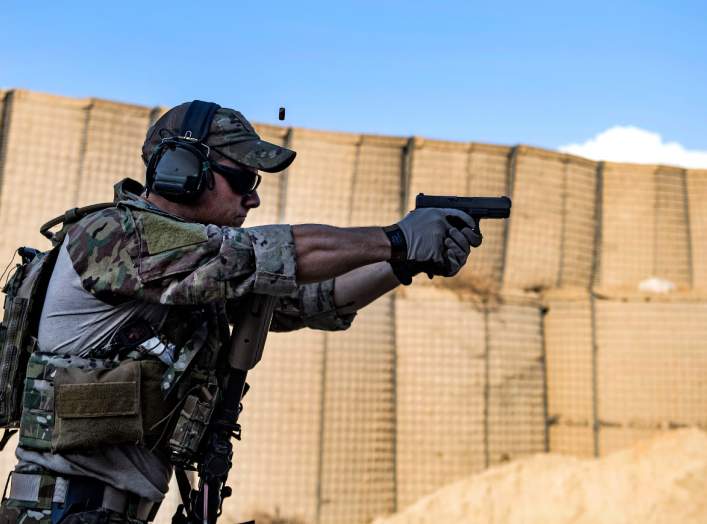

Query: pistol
[{"left": 415, "top": 194, "right": 512, "bottom": 235}]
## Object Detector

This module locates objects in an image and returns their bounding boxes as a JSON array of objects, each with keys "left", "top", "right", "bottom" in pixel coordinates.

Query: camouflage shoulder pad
[
  {"left": 137, "top": 212, "right": 208, "bottom": 255},
  {"left": 130, "top": 210, "right": 222, "bottom": 284}
]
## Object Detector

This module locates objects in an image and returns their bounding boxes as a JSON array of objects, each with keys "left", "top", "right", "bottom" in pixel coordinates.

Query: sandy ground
[{"left": 372, "top": 428, "right": 707, "bottom": 524}]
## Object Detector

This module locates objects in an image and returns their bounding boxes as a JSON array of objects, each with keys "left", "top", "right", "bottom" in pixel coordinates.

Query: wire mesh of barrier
[
  {"left": 394, "top": 289, "right": 547, "bottom": 507},
  {"left": 407, "top": 138, "right": 471, "bottom": 210},
  {"left": 486, "top": 297, "right": 546, "bottom": 465},
  {"left": 558, "top": 157, "right": 598, "bottom": 289},
  {"left": 544, "top": 293, "right": 707, "bottom": 459},
  {"left": 503, "top": 148, "right": 566, "bottom": 292},
  {"left": 284, "top": 128, "right": 360, "bottom": 227},
  {"left": 319, "top": 296, "right": 396, "bottom": 524},
  {"left": 349, "top": 135, "right": 406, "bottom": 226},
  {"left": 595, "top": 299, "right": 707, "bottom": 434},
  {"left": 596, "top": 162, "right": 658, "bottom": 291},
  {"left": 0, "top": 91, "right": 87, "bottom": 262},
  {"left": 394, "top": 285, "right": 487, "bottom": 508},
  {"left": 599, "top": 426, "right": 664, "bottom": 456},
  {"left": 230, "top": 328, "right": 327, "bottom": 523},
  {"left": 75, "top": 99, "right": 151, "bottom": 205},
  {"left": 544, "top": 294, "right": 595, "bottom": 457},
  {"left": 654, "top": 166, "right": 692, "bottom": 289},
  {"left": 687, "top": 169, "right": 707, "bottom": 290}
]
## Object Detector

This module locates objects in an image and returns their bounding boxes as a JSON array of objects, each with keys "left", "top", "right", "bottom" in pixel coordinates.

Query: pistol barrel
[{"left": 415, "top": 194, "right": 512, "bottom": 219}]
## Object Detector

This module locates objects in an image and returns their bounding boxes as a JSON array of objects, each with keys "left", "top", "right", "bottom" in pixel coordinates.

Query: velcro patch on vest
[
  {"left": 55, "top": 381, "right": 138, "bottom": 418},
  {"left": 138, "top": 212, "right": 208, "bottom": 255}
]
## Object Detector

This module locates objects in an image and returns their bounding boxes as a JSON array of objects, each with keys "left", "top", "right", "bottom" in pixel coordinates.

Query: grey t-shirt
[{"left": 17, "top": 237, "right": 172, "bottom": 502}]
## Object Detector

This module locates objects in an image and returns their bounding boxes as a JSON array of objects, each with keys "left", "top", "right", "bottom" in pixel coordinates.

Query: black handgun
[{"left": 415, "top": 194, "right": 512, "bottom": 236}]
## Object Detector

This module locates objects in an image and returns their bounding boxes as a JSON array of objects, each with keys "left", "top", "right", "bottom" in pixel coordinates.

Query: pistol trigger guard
[{"left": 445, "top": 215, "right": 469, "bottom": 231}]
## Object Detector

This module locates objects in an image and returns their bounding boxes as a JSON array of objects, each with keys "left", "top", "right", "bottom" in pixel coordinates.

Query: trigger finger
[
  {"left": 463, "top": 226, "right": 482, "bottom": 248},
  {"left": 461, "top": 227, "right": 482, "bottom": 248}
]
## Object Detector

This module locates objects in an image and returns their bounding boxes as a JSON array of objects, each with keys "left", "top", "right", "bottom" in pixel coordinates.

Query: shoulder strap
[{"left": 39, "top": 202, "right": 114, "bottom": 246}]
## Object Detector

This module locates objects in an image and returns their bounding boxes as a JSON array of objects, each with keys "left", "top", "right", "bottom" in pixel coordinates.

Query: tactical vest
[{"left": 0, "top": 204, "right": 224, "bottom": 461}]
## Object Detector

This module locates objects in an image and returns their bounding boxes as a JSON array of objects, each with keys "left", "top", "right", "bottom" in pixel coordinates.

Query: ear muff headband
[
  {"left": 145, "top": 100, "right": 221, "bottom": 203},
  {"left": 180, "top": 100, "right": 221, "bottom": 140}
]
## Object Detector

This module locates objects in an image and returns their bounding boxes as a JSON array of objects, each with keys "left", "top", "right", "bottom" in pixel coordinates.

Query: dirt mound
[{"left": 373, "top": 428, "right": 707, "bottom": 524}]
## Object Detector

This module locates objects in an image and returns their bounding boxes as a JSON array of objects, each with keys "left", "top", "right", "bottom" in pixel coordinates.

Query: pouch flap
[
  {"left": 55, "top": 363, "right": 140, "bottom": 419},
  {"left": 56, "top": 382, "right": 138, "bottom": 418}
]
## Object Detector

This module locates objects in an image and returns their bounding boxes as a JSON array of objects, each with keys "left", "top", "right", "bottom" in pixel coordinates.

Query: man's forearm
[
  {"left": 292, "top": 224, "right": 391, "bottom": 283},
  {"left": 332, "top": 262, "right": 400, "bottom": 315}
]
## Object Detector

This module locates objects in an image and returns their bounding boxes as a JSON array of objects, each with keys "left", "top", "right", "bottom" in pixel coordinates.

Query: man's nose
[{"left": 243, "top": 190, "right": 260, "bottom": 209}]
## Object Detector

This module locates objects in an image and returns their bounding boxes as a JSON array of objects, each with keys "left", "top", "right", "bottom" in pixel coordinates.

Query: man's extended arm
[
  {"left": 261, "top": 228, "right": 398, "bottom": 333},
  {"left": 293, "top": 213, "right": 481, "bottom": 317},
  {"left": 291, "top": 206, "right": 480, "bottom": 285},
  {"left": 332, "top": 262, "right": 399, "bottom": 315},
  {"left": 292, "top": 225, "right": 391, "bottom": 283},
  {"left": 329, "top": 222, "right": 479, "bottom": 315}
]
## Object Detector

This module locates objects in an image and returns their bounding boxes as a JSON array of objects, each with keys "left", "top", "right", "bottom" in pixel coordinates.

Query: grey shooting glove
[{"left": 383, "top": 208, "right": 481, "bottom": 284}]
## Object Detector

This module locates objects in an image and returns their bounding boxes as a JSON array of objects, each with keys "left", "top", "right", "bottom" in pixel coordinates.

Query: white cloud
[{"left": 559, "top": 126, "right": 707, "bottom": 169}]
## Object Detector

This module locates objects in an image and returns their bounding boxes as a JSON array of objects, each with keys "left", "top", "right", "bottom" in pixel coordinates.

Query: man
[{"left": 0, "top": 101, "right": 480, "bottom": 523}]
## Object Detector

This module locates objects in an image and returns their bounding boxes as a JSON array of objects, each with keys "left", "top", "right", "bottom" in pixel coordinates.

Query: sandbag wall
[
  {"left": 545, "top": 164, "right": 707, "bottom": 458},
  {"left": 1, "top": 89, "right": 707, "bottom": 524}
]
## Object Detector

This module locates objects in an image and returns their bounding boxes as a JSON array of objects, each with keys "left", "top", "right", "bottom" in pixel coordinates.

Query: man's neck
[{"left": 143, "top": 193, "right": 199, "bottom": 222}]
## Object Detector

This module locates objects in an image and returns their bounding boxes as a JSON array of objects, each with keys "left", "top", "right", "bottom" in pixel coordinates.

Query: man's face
[{"left": 194, "top": 157, "right": 261, "bottom": 227}]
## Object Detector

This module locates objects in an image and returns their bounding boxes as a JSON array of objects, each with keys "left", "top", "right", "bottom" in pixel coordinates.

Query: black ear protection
[{"left": 145, "top": 100, "right": 221, "bottom": 203}]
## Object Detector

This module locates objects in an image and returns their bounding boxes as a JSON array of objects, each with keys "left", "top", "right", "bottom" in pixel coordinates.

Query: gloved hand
[
  {"left": 384, "top": 208, "right": 482, "bottom": 284},
  {"left": 442, "top": 225, "right": 481, "bottom": 277},
  {"left": 394, "top": 208, "right": 475, "bottom": 264}
]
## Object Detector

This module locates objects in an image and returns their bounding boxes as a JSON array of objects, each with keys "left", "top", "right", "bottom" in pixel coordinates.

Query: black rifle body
[{"left": 174, "top": 295, "right": 276, "bottom": 524}]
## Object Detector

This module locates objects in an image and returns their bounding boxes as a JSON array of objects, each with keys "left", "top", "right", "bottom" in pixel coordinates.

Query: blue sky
[{"left": 3, "top": 1, "right": 706, "bottom": 156}]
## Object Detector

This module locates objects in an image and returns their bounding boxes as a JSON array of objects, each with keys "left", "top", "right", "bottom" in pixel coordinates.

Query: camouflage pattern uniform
[{"left": 3, "top": 177, "right": 356, "bottom": 523}]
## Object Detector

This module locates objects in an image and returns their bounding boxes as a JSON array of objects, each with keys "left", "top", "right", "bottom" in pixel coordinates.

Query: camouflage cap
[{"left": 143, "top": 102, "right": 296, "bottom": 173}]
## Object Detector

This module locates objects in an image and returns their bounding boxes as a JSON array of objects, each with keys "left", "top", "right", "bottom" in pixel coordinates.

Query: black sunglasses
[{"left": 209, "top": 162, "right": 262, "bottom": 195}]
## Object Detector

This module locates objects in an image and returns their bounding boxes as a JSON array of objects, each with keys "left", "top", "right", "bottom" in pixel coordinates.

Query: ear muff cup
[{"left": 145, "top": 139, "right": 213, "bottom": 204}]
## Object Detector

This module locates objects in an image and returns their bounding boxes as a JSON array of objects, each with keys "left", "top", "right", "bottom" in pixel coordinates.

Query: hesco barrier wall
[{"left": 1, "top": 89, "right": 706, "bottom": 523}]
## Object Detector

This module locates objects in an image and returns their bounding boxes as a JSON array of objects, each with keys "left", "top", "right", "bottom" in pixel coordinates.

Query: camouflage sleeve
[
  {"left": 67, "top": 207, "right": 298, "bottom": 305},
  {"left": 225, "top": 278, "right": 356, "bottom": 332},
  {"left": 269, "top": 278, "right": 357, "bottom": 332}
]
